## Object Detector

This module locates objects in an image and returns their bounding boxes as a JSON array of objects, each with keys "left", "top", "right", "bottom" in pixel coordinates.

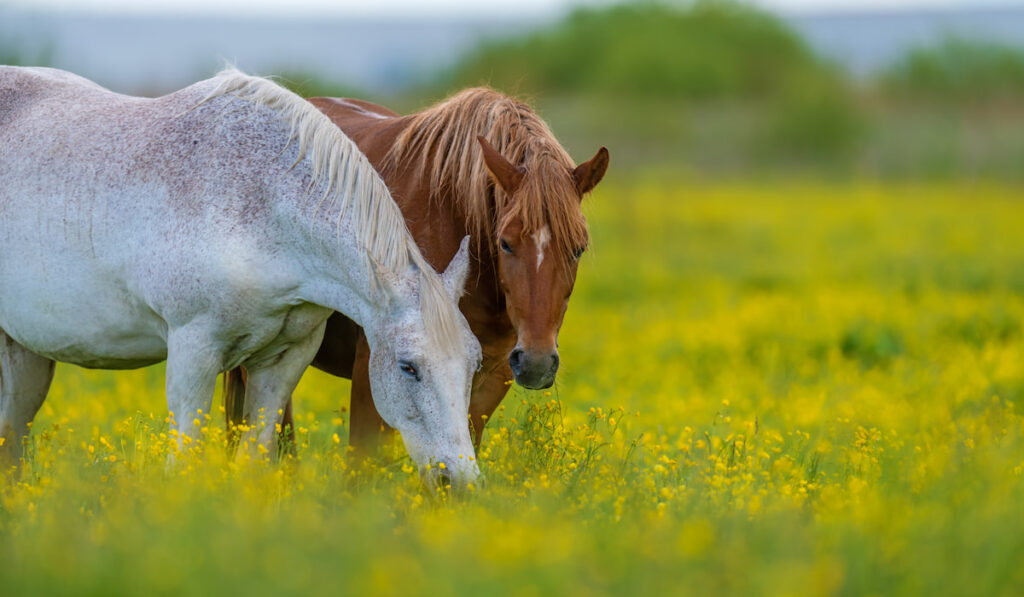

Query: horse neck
[
  {"left": 355, "top": 114, "right": 509, "bottom": 311},
  {"left": 309, "top": 100, "right": 475, "bottom": 267},
  {"left": 345, "top": 110, "right": 513, "bottom": 319},
  {"left": 268, "top": 167, "right": 383, "bottom": 330}
]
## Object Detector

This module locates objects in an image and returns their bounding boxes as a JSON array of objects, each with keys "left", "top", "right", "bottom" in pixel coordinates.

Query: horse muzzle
[
  {"left": 422, "top": 459, "right": 482, "bottom": 496},
  {"left": 509, "top": 348, "right": 559, "bottom": 389}
]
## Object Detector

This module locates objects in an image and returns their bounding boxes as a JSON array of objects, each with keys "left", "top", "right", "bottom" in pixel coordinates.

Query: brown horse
[{"left": 223, "top": 87, "right": 608, "bottom": 453}]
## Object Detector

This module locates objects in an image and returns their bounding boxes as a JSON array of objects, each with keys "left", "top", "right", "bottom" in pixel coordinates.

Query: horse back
[
  {"left": 306, "top": 97, "right": 402, "bottom": 142},
  {"left": 0, "top": 66, "right": 98, "bottom": 129},
  {"left": 309, "top": 97, "right": 400, "bottom": 120}
]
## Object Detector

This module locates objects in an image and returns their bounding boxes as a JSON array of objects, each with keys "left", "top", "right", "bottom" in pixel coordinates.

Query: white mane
[{"left": 201, "top": 68, "right": 461, "bottom": 351}]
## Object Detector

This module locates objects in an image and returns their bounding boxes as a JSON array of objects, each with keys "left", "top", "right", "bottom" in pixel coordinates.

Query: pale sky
[{"left": 6, "top": 0, "right": 1023, "bottom": 18}]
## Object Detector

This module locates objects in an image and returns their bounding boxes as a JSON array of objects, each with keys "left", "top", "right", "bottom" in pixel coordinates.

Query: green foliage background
[
  {"left": 882, "top": 37, "right": 1024, "bottom": 102},
  {"left": 422, "top": 0, "right": 1024, "bottom": 179},
  {"left": 444, "top": 2, "right": 826, "bottom": 101},
  {"left": 6, "top": 0, "right": 1024, "bottom": 178}
]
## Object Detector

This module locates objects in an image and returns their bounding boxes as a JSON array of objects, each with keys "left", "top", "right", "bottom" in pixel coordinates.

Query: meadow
[{"left": 2, "top": 181, "right": 1022, "bottom": 596}]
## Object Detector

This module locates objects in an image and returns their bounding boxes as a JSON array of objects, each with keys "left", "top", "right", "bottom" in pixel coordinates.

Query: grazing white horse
[{"left": 0, "top": 67, "right": 482, "bottom": 488}]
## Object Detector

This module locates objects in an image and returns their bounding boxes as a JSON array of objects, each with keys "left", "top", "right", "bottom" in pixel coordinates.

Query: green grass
[{"left": 2, "top": 182, "right": 1023, "bottom": 595}]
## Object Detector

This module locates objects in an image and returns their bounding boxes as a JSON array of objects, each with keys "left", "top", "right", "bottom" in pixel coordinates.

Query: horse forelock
[
  {"left": 380, "top": 87, "right": 589, "bottom": 270},
  {"left": 202, "top": 69, "right": 463, "bottom": 354}
]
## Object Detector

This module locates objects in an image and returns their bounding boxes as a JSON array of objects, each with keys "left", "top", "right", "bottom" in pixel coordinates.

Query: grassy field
[{"left": 2, "top": 182, "right": 1023, "bottom": 596}]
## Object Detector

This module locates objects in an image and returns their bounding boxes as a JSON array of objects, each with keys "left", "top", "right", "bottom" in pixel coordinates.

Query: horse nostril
[
  {"left": 550, "top": 352, "right": 560, "bottom": 372},
  {"left": 509, "top": 349, "right": 524, "bottom": 374}
]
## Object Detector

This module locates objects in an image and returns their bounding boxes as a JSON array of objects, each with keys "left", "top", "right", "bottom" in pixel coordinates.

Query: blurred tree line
[
  {"left": 5, "top": 0, "right": 1024, "bottom": 180},
  {"left": 422, "top": 0, "right": 1024, "bottom": 180}
]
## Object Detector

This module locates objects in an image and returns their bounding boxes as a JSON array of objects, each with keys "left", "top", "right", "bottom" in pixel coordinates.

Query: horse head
[
  {"left": 477, "top": 136, "right": 609, "bottom": 390},
  {"left": 364, "top": 237, "right": 482, "bottom": 490}
]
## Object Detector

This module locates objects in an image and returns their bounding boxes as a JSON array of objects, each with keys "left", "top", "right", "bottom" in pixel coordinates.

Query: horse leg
[
  {"left": 0, "top": 329, "right": 56, "bottom": 471},
  {"left": 222, "top": 366, "right": 248, "bottom": 434},
  {"left": 279, "top": 399, "right": 297, "bottom": 455},
  {"left": 239, "top": 321, "right": 325, "bottom": 460},
  {"left": 164, "top": 326, "right": 223, "bottom": 451},
  {"left": 468, "top": 356, "right": 514, "bottom": 447},
  {"left": 348, "top": 332, "right": 393, "bottom": 460},
  {"left": 224, "top": 366, "right": 296, "bottom": 452}
]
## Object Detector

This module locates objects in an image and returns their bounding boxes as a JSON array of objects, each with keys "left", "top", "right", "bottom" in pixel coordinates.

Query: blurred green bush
[
  {"left": 881, "top": 37, "right": 1024, "bottom": 103},
  {"left": 759, "top": 72, "right": 863, "bottom": 162},
  {"left": 444, "top": 1, "right": 827, "bottom": 101}
]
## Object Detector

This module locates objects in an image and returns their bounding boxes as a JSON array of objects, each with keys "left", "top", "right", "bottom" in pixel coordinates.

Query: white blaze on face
[{"left": 534, "top": 226, "right": 551, "bottom": 271}]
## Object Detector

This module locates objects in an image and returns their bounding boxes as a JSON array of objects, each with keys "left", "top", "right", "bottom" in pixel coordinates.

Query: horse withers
[
  {"left": 0, "top": 67, "right": 481, "bottom": 490},
  {"left": 224, "top": 88, "right": 608, "bottom": 453}
]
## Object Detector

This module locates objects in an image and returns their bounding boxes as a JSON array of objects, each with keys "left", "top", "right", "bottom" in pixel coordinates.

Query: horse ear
[
  {"left": 477, "top": 135, "right": 524, "bottom": 195},
  {"left": 573, "top": 146, "right": 609, "bottom": 197},
  {"left": 440, "top": 235, "right": 471, "bottom": 301}
]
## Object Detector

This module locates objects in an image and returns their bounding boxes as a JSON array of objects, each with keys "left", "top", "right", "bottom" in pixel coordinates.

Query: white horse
[{"left": 0, "top": 67, "right": 482, "bottom": 488}]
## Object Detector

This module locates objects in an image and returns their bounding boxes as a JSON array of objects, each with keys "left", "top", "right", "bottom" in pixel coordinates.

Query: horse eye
[
  {"left": 573, "top": 246, "right": 586, "bottom": 260},
  {"left": 499, "top": 239, "right": 513, "bottom": 255},
  {"left": 398, "top": 361, "right": 421, "bottom": 381}
]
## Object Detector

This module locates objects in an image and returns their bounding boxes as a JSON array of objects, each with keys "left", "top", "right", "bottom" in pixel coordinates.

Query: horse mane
[
  {"left": 201, "top": 69, "right": 462, "bottom": 352},
  {"left": 380, "top": 87, "right": 589, "bottom": 268}
]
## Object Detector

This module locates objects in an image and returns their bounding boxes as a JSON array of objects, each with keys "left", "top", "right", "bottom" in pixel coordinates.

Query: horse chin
[
  {"left": 420, "top": 458, "right": 481, "bottom": 496},
  {"left": 397, "top": 446, "right": 483, "bottom": 499},
  {"left": 402, "top": 434, "right": 481, "bottom": 493},
  {"left": 514, "top": 370, "right": 557, "bottom": 390}
]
